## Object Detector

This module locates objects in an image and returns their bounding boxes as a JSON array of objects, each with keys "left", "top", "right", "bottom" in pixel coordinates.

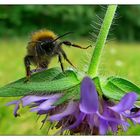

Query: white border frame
[{"left": 0, "top": 0, "right": 140, "bottom": 4}]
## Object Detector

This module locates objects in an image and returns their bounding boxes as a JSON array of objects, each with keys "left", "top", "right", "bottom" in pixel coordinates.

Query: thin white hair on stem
[
  {"left": 90, "top": 23, "right": 101, "bottom": 31},
  {"left": 78, "top": 57, "right": 88, "bottom": 72},
  {"left": 111, "top": 17, "right": 119, "bottom": 27},
  {"left": 111, "top": 22, "right": 119, "bottom": 26},
  {"left": 106, "top": 25, "right": 117, "bottom": 41},
  {"left": 89, "top": 10, "right": 105, "bottom": 43},
  {"left": 78, "top": 48, "right": 93, "bottom": 72},
  {"left": 91, "top": 20, "right": 102, "bottom": 27},
  {"left": 99, "top": 5, "right": 107, "bottom": 12},
  {"left": 111, "top": 10, "right": 120, "bottom": 27},
  {"left": 89, "top": 31, "right": 98, "bottom": 39},
  {"left": 106, "top": 37, "right": 116, "bottom": 44},
  {"left": 89, "top": 6, "right": 119, "bottom": 47},
  {"left": 88, "top": 36, "right": 96, "bottom": 43},
  {"left": 87, "top": 38, "right": 96, "bottom": 46},
  {"left": 114, "top": 11, "right": 122, "bottom": 20},
  {"left": 89, "top": 15, "right": 102, "bottom": 42},
  {"left": 95, "top": 14, "right": 104, "bottom": 23}
]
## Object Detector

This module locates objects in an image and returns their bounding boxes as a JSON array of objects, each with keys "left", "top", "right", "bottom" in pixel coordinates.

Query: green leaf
[
  {"left": 11, "top": 67, "right": 62, "bottom": 84},
  {"left": 0, "top": 67, "right": 80, "bottom": 97},
  {"left": 12, "top": 76, "right": 79, "bottom": 93},
  {"left": 101, "top": 76, "right": 140, "bottom": 100},
  {"left": 54, "top": 84, "right": 80, "bottom": 105}
]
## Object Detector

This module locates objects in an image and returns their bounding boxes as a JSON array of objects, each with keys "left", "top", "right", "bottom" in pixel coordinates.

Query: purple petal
[
  {"left": 6, "top": 100, "right": 19, "bottom": 106},
  {"left": 97, "top": 111, "right": 129, "bottom": 126},
  {"left": 38, "top": 98, "right": 58, "bottom": 110},
  {"left": 87, "top": 114, "right": 95, "bottom": 129},
  {"left": 6, "top": 100, "right": 20, "bottom": 117},
  {"left": 109, "top": 92, "right": 137, "bottom": 113},
  {"left": 37, "top": 110, "right": 48, "bottom": 115},
  {"left": 123, "top": 111, "right": 140, "bottom": 118},
  {"left": 101, "top": 106, "right": 119, "bottom": 134},
  {"left": 99, "top": 118, "right": 108, "bottom": 135},
  {"left": 22, "top": 96, "right": 47, "bottom": 106},
  {"left": 131, "top": 117, "right": 140, "bottom": 124},
  {"left": 30, "top": 107, "right": 40, "bottom": 112},
  {"left": 64, "top": 112, "right": 85, "bottom": 131},
  {"left": 30, "top": 95, "right": 61, "bottom": 112},
  {"left": 68, "top": 112, "right": 85, "bottom": 129},
  {"left": 53, "top": 112, "right": 85, "bottom": 135},
  {"left": 50, "top": 101, "right": 78, "bottom": 121},
  {"left": 120, "top": 115, "right": 128, "bottom": 131},
  {"left": 13, "top": 101, "right": 20, "bottom": 117},
  {"left": 29, "top": 102, "right": 41, "bottom": 108},
  {"left": 110, "top": 122, "right": 118, "bottom": 133},
  {"left": 22, "top": 94, "right": 61, "bottom": 106},
  {"left": 79, "top": 76, "right": 99, "bottom": 114}
]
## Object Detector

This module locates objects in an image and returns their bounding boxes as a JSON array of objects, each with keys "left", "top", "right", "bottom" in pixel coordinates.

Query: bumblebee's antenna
[{"left": 53, "top": 31, "right": 74, "bottom": 42}]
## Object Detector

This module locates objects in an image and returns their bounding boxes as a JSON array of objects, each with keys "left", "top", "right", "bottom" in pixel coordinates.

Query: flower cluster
[{"left": 7, "top": 76, "right": 140, "bottom": 135}]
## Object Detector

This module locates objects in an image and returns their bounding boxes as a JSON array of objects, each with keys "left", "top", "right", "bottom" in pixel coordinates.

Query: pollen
[{"left": 31, "top": 29, "right": 57, "bottom": 42}]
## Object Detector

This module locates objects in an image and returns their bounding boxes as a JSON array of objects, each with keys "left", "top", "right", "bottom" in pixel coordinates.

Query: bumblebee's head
[
  {"left": 38, "top": 38, "right": 56, "bottom": 55},
  {"left": 28, "top": 30, "right": 56, "bottom": 55},
  {"left": 29, "top": 29, "right": 74, "bottom": 55}
]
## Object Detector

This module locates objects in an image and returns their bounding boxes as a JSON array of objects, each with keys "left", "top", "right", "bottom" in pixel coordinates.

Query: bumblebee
[{"left": 24, "top": 29, "right": 91, "bottom": 81}]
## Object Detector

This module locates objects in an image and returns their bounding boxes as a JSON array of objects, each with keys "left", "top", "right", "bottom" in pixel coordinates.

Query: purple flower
[
  {"left": 6, "top": 94, "right": 62, "bottom": 117},
  {"left": 6, "top": 76, "right": 140, "bottom": 135},
  {"left": 49, "top": 77, "right": 129, "bottom": 135}
]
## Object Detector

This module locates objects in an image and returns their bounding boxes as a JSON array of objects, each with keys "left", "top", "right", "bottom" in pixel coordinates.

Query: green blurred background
[{"left": 0, "top": 5, "right": 140, "bottom": 135}]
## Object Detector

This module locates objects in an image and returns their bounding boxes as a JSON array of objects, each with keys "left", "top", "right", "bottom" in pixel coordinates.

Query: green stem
[{"left": 87, "top": 5, "right": 117, "bottom": 78}]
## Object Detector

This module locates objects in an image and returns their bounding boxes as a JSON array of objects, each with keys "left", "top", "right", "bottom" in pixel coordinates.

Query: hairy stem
[{"left": 87, "top": 5, "right": 117, "bottom": 78}]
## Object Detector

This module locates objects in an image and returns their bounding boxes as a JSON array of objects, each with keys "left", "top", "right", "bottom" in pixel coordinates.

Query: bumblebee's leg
[
  {"left": 59, "top": 41, "right": 92, "bottom": 49},
  {"left": 58, "top": 53, "right": 64, "bottom": 72},
  {"left": 60, "top": 49, "right": 76, "bottom": 69},
  {"left": 24, "top": 55, "right": 32, "bottom": 82}
]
